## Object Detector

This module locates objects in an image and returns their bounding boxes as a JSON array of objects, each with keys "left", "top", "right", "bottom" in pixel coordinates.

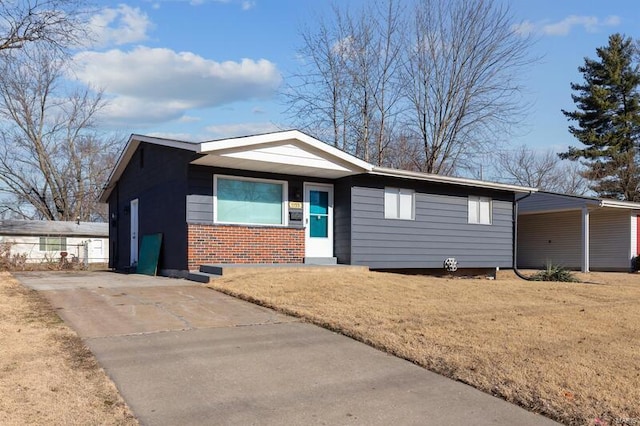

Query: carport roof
[
  {"left": 518, "top": 191, "right": 640, "bottom": 215},
  {"left": 0, "top": 220, "right": 108, "bottom": 237}
]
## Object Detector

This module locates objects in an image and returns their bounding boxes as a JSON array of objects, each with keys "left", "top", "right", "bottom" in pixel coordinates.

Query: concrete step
[
  {"left": 199, "top": 265, "right": 224, "bottom": 275},
  {"left": 194, "top": 262, "right": 367, "bottom": 279},
  {"left": 186, "top": 271, "right": 219, "bottom": 283},
  {"left": 304, "top": 257, "right": 338, "bottom": 265}
]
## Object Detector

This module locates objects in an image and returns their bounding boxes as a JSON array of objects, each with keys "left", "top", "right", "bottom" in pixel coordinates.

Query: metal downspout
[{"left": 513, "top": 192, "right": 534, "bottom": 280}]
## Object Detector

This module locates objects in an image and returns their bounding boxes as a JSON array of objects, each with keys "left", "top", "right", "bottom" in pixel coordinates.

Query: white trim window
[
  {"left": 384, "top": 187, "right": 415, "bottom": 220},
  {"left": 468, "top": 196, "right": 492, "bottom": 225},
  {"left": 39, "top": 236, "right": 67, "bottom": 252},
  {"left": 214, "top": 175, "right": 288, "bottom": 226}
]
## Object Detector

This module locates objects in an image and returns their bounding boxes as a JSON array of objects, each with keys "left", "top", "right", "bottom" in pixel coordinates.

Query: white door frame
[
  {"left": 303, "top": 183, "right": 334, "bottom": 258},
  {"left": 130, "top": 198, "right": 139, "bottom": 266}
]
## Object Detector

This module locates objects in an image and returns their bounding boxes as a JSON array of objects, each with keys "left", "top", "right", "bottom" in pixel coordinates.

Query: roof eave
[
  {"left": 198, "top": 130, "right": 373, "bottom": 173},
  {"left": 370, "top": 167, "right": 537, "bottom": 193},
  {"left": 600, "top": 199, "right": 640, "bottom": 209}
]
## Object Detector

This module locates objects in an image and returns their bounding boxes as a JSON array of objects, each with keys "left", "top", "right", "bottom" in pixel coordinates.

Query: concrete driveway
[{"left": 15, "top": 271, "right": 558, "bottom": 426}]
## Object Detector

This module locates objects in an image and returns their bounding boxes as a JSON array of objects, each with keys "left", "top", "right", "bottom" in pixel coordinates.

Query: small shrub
[
  {"left": 0, "top": 242, "right": 27, "bottom": 271},
  {"left": 632, "top": 256, "right": 640, "bottom": 272},
  {"left": 531, "top": 263, "right": 579, "bottom": 282}
]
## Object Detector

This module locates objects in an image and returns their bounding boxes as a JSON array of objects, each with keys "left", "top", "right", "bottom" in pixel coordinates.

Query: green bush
[{"left": 531, "top": 263, "right": 579, "bottom": 282}]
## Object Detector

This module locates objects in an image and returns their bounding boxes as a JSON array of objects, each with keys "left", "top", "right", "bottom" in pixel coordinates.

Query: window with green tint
[
  {"left": 216, "top": 177, "right": 284, "bottom": 225},
  {"left": 309, "top": 190, "right": 328, "bottom": 237},
  {"left": 39, "top": 236, "right": 67, "bottom": 251}
]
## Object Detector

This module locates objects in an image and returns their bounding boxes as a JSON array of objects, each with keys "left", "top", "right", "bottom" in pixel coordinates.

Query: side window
[
  {"left": 468, "top": 196, "right": 492, "bottom": 225},
  {"left": 384, "top": 187, "right": 415, "bottom": 220},
  {"left": 39, "top": 236, "right": 67, "bottom": 251}
]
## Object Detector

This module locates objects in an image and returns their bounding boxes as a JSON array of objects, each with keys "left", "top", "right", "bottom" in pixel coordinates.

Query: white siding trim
[
  {"left": 631, "top": 214, "right": 638, "bottom": 259},
  {"left": 581, "top": 207, "right": 589, "bottom": 272}
]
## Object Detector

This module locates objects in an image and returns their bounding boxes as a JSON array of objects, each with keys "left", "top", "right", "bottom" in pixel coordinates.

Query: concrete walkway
[{"left": 15, "top": 271, "right": 558, "bottom": 426}]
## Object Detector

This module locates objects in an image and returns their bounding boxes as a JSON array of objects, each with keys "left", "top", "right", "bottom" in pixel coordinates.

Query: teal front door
[{"left": 304, "top": 183, "right": 333, "bottom": 258}]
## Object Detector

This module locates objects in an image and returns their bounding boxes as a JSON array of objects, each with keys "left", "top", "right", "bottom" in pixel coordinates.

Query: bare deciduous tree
[
  {"left": 0, "top": 0, "right": 86, "bottom": 51},
  {"left": 285, "top": 0, "right": 405, "bottom": 165},
  {"left": 495, "top": 146, "right": 589, "bottom": 195},
  {"left": 0, "top": 47, "right": 119, "bottom": 221},
  {"left": 403, "top": 0, "right": 533, "bottom": 175},
  {"left": 285, "top": 0, "right": 534, "bottom": 176}
]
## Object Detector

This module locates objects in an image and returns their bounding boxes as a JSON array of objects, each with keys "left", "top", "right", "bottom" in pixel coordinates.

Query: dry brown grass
[
  {"left": 0, "top": 272, "right": 138, "bottom": 425},
  {"left": 209, "top": 269, "right": 640, "bottom": 426}
]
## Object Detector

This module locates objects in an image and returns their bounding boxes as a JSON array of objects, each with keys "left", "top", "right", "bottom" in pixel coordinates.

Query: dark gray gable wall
[
  {"left": 346, "top": 175, "right": 515, "bottom": 269},
  {"left": 108, "top": 143, "right": 196, "bottom": 272}
]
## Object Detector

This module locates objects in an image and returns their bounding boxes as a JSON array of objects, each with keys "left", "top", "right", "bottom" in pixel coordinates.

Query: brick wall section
[{"left": 187, "top": 224, "right": 305, "bottom": 270}]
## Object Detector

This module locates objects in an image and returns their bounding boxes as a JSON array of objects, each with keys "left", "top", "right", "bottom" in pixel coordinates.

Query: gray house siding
[
  {"left": 517, "top": 208, "right": 633, "bottom": 271},
  {"left": 517, "top": 211, "right": 582, "bottom": 269},
  {"left": 333, "top": 177, "right": 352, "bottom": 264},
  {"left": 348, "top": 177, "right": 514, "bottom": 269},
  {"left": 186, "top": 165, "right": 214, "bottom": 224},
  {"left": 590, "top": 209, "right": 631, "bottom": 271},
  {"left": 109, "top": 143, "right": 195, "bottom": 272}
]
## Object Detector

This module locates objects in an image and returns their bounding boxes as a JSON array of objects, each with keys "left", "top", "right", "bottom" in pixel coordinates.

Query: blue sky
[{"left": 73, "top": 0, "right": 640, "bottom": 153}]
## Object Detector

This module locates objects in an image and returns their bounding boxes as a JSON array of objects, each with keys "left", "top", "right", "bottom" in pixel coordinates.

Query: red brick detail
[{"left": 187, "top": 224, "right": 305, "bottom": 270}]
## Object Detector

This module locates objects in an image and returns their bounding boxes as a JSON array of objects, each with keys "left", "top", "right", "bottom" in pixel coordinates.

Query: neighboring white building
[
  {"left": 517, "top": 192, "right": 640, "bottom": 272},
  {"left": 0, "top": 220, "right": 108, "bottom": 264}
]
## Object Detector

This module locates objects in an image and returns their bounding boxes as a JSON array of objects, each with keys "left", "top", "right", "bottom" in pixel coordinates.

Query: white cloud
[
  {"left": 542, "top": 15, "right": 598, "bottom": 36},
  {"left": 71, "top": 46, "right": 282, "bottom": 125},
  {"left": 178, "top": 115, "right": 202, "bottom": 123},
  {"left": 146, "top": 131, "right": 199, "bottom": 141},
  {"left": 512, "top": 21, "right": 536, "bottom": 37},
  {"left": 144, "top": 122, "right": 281, "bottom": 142},
  {"left": 204, "top": 122, "right": 283, "bottom": 139},
  {"left": 241, "top": 1, "right": 256, "bottom": 11},
  {"left": 150, "top": 0, "right": 253, "bottom": 9},
  {"left": 87, "top": 5, "right": 153, "bottom": 47},
  {"left": 514, "top": 15, "right": 621, "bottom": 37}
]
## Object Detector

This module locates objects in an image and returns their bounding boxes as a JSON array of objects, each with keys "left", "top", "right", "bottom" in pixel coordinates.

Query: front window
[
  {"left": 39, "top": 236, "right": 67, "bottom": 252},
  {"left": 468, "top": 196, "right": 492, "bottom": 225},
  {"left": 215, "top": 176, "right": 287, "bottom": 225}
]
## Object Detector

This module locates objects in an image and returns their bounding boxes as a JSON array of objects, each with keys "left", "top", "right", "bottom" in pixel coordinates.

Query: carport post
[{"left": 581, "top": 207, "right": 590, "bottom": 272}]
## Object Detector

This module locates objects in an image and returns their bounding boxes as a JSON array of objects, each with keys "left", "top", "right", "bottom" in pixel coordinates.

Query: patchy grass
[
  {"left": 208, "top": 269, "right": 640, "bottom": 426},
  {"left": 0, "top": 272, "right": 137, "bottom": 425}
]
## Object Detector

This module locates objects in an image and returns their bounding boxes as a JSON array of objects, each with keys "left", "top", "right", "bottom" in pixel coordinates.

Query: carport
[{"left": 517, "top": 192, "right": 640, "bottom": 272}]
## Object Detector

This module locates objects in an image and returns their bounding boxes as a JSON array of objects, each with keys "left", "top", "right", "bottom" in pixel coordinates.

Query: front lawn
[
  {"left": 209, "top": 269, "right": 640, "bottom": 426},
  {"left": 0, "top": 272, "right": 137, "bottom": 425}
]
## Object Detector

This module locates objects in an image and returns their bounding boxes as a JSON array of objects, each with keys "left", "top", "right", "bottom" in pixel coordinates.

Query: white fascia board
[
  {"left": 132, "top": 134, "right": 200, "bottom": 152},
  {"left": 600, "top": 199, "right": 640, "bottom": 210},
  {"left": 199, "top": 130, "right": 373, "bottom": 172},
  {"left": 99, "top": 134, "right": 198, "bottom": 202},
  {"left": 518, "top": 207, "right": 591, "bottom": 216},
  {"left": 371, "top": 167, "right": 537, "bottom": 193}
]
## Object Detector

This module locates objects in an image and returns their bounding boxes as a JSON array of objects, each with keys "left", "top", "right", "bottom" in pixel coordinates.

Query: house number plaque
[{"left": 289, "top": 201, "right": 302, "bottom": 209}]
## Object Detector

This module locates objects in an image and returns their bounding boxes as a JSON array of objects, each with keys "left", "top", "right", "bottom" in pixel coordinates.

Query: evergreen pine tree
[{"left": 560, "top": 33, "right": 640, "bottom": 201}]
